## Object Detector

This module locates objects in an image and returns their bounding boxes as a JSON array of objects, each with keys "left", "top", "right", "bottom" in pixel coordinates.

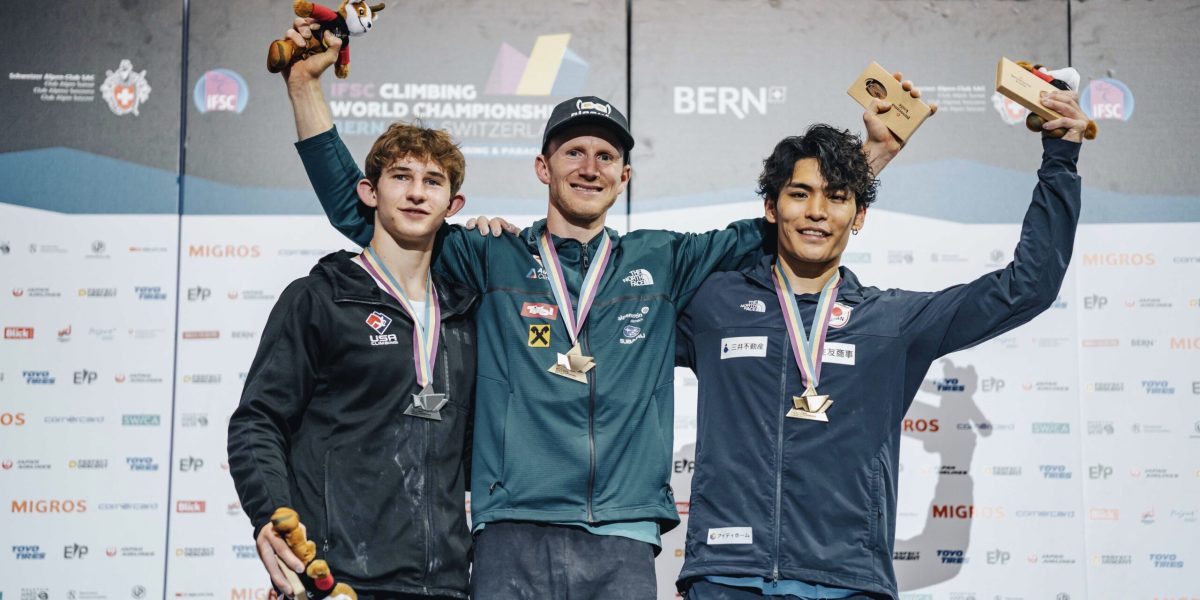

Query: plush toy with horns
[{"left": 267, "top": 0, "right": 384, "bottom": 79}]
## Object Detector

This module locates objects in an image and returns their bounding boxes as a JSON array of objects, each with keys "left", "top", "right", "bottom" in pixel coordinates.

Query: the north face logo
[
  {"left": 622, "top": 269, "right": 654, "bottom": 287},
  {"left": 741, "top": 300, "right": 766, "bottom": 313}
]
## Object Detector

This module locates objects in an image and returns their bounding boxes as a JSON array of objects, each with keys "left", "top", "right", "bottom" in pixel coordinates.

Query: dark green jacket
[{"left": 296, "top": 127, "right": 765, "bottom": 531}]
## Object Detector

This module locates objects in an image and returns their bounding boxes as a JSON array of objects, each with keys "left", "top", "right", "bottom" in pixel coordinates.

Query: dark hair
[{"left": 756, "top": 124, "right": 877, "bottom": 210}]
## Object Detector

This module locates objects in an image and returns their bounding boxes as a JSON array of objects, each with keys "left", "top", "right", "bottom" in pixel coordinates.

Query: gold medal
[
  {"left": 537, "top": 230, "right": 612, "bottom": 384},
  {"left": 786, "top": 385, "right": 833, "bottom": 421},
  {"left": 548, "top": 344, "right": 595, "bottom": 384}
]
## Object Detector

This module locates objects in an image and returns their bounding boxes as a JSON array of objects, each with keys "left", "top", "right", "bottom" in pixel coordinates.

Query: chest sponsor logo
[
  {"left": 620, "top": 325, "right": 645, "bottom": 345},
  {"left": 370, "top": 334, "right": 399, "bottom": 346},
  {"left": 707, "top": 526, "right": 753, "bottom": 545},
  {"left": 740, "top": 299, "right": 766, "bottom": 313},
  {"left": 520, "top": 302, "right": 558, "bottom": 320},
  {"left": 823, "top": 342, "right": 856, "bottom": 366},
  {"left": 528, "top": 324, "right": 551, "bottom": 348},
  {"left": 365, "top": 311, "right": 392, "bottom": 334},
  {"left": 828, "top": 303, "right": 852, "bottom": 329},
  {"left": 526, "top": 267, "right": 548, "bottom": 280},
  {"left": 721, "top": 336, "right": 768, "bottom": 359},
  {"left": 622, "top": 269, "right": 654, "bottom": 287}
]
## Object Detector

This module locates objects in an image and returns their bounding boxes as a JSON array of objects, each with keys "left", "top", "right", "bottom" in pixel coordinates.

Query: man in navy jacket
[{"left": 675, "top": 89, "right": 1089, "bottom": 599}]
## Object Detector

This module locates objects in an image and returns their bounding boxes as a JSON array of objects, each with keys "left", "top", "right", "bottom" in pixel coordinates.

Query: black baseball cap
[{"left": 541, "top": 96, "right": 634, "bottom": 156}]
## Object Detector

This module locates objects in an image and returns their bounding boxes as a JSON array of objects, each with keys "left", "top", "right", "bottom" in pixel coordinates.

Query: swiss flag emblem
[{"left": 114, "top": 84, "right": 137, "bottom": 110}]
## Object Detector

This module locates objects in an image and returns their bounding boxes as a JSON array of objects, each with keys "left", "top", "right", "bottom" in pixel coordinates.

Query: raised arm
[{"left": 903, "top": 90, "right": 1087, "bottom": 357}]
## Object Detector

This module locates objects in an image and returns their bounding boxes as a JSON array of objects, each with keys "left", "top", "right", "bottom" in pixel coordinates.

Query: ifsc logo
[
  {"left": 1081, "top": 78, "right": 1134, "bottom": 122},
  {"left": 193, "top": 69, "right": 249, "bottom": 114}
]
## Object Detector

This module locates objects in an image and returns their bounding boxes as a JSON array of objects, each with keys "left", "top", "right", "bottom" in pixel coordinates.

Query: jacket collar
[
  {"left": 522, "top": 218, "right": 622, "bottom": 256},
  {"left": 318, "top": 250, "right": 477, "bottom": 318},
  {"left": 742, "top": 254, "right": 868, "bottom": 304}
]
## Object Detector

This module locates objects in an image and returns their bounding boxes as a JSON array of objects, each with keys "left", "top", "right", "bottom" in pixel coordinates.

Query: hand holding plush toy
[
  {"left": 267, "top": 0, "right": 384, "bottom": 79},
  {"left": 271, "top": 507, "right": 357, "bottom": 600},
  {"left": 1015, "top": 61, "right": 1098, "bottom": 140}
]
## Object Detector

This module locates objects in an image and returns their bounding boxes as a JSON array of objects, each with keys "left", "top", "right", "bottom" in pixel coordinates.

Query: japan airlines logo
[
  {"left": 365, "top": 311, "right": 392, "bottom": 334},
  {"left": 101, "top": 59, "right": 151, "bottom": 116}
]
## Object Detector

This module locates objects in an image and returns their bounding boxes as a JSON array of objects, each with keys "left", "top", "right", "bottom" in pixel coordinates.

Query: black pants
[
  {"left": 685, "top": 580, "right": 888, "bottom": 600},
  {"left": 471, "top": 521, "right": 657, "bottom": 600}
]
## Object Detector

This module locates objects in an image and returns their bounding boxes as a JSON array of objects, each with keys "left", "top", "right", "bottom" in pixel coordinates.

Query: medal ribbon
[
  {"left": 772, "top": 262, "right": 841, "bottom": 391},
  {"left": 358, "top": 247, "right": 440, "bottom": 388},
  {"left": 537, "top": 230, "right": 613, "bottom": 347}
]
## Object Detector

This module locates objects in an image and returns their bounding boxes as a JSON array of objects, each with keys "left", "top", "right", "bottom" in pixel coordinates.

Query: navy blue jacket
[{"left": 675, "top": 138, "right": 1081, "bottom": 598}]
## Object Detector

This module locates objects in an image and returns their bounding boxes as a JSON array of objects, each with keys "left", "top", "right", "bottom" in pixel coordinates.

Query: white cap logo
[{"left": 576, "top": 99, "right": 611, "bottom": 115}]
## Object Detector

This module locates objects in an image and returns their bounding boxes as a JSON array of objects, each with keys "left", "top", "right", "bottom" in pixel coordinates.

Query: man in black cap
[{"left": 273, "top": 18, "right": 924, "bottom": 599}]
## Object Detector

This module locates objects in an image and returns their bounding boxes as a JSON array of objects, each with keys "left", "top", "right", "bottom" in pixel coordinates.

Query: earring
[{"left": 851, "top": 227, "right": 860, "bottom": 235}]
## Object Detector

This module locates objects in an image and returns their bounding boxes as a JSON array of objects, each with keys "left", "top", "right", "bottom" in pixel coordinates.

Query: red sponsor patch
[
  {"left": 175, "top": 500, "right": 206, "bottom": 513},
  {"left": 520, "top": 302, "right": 558, "bottom": 320},
  {"left": 4, "top": 327, "right": 34, "bottom": 339}
]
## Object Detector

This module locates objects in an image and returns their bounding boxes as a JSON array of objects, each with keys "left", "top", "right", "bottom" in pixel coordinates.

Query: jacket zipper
[
  {"left": 581, "top": 243, "right": 597, "bottom": 524},
  {"left": 423, "top": 306, "right": 453, "bottom": 590},
  {"left": 772, "top": 336, "right": 789, "bottom": 582}
]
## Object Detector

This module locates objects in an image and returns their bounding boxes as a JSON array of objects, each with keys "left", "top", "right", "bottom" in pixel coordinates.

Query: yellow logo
[{"left": 528, "top": 324, "right": 551, "bottom": 348}]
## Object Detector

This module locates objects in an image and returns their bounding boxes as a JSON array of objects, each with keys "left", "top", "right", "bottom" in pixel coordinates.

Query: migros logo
[
  {"left": 11, "top": 499, "right": 88, "bottom": 513},
  {"left": 1082, "top": 253, "right": 1155, "bottom": 267},
  {"left": 1, "top": 412, "right": 27, "bottom": 426},
  {"left": 932, "top": 504, "right": 1006, "bottom": 519},
  {"left": 188, "top": 244, "right": 261, "bottom": 259}
]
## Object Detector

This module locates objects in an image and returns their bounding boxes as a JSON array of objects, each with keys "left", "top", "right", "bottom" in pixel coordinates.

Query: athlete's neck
[
  {"left": 368, "top": 226, "right": 433, "bottom": 299},
  {"left": 777, "top": 252, "right": 840, "bottom": 295},
  {"left": 545, "top": 206, "right": 607, "bottom": 244}
]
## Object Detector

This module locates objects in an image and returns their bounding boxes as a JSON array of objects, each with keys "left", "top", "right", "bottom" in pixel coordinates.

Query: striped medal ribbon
[
  {"left": 537, "top": 230, "right": 613, "bottom": 383},
  {"left": 358, "top": 247, "right": 448, "bottom": 419},
  {"left": 772, "top": 261, "right": 841, "bottom": 422}
]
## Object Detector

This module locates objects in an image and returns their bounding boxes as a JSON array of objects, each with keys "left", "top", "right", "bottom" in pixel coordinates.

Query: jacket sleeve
[
  {"left": 227, "top": 280, "right": 324, "bottom": 538},
  {"left": 675, "top": 302, "right": 698, "bottom": 371},
  {"left": 295, "top": 127, "right": 375, "bottom": 247},
  {"left": 432, "top": 224, "right": 490, "bottom": 293},
  {"left": 670, "top": 218, "right": 769, "bottom": 307},
  {"left": 903, "top": 137, "right": 1082, "bottom": 358}
]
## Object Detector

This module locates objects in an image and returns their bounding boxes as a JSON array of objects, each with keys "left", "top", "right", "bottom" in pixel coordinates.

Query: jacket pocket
[
  {"left": 322, "top": 440, "right": 427, "bottom": 585},
  {"left": 473, "top": 375, "right": 510, "bottom": 505},
  {"left": 866, "top": 456, "right": 884, "bottom": 550}
]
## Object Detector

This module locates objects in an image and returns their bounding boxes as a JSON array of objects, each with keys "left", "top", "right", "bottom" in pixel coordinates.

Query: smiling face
[
  {"left": 765, "top": 158, "right": 866, "bottom": 271},
  {"left": 358, "top": 155, "right": 464, "bottom": 245},
  {"left": 535, "top": 124, "right": 631, "bottom": 228}
]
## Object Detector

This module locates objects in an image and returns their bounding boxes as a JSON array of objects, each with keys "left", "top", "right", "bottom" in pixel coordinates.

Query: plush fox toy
[
  {"left": 267, "top": 0, "right": 384, "bottom": 79},
  {"left": 1015, "top": 61, "right": 1098, "bottom": 140},
  {"left": 271, "top": 507, "right": 357, "bottom": 600}
]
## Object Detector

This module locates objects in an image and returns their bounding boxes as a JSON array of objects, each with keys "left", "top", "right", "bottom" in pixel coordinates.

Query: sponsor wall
[{"left": 0, "top": 1, "right": 1197, "bottom": 599}]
